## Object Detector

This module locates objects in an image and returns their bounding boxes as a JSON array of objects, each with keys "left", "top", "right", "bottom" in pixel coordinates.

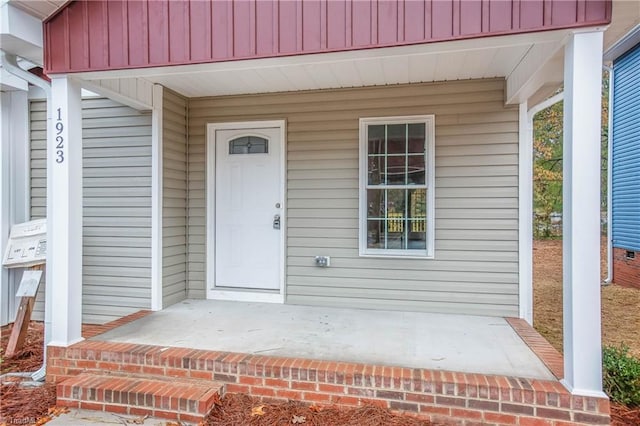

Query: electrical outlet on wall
[{"left": 314, "top": 256, "right": 330, "bottom": 267}]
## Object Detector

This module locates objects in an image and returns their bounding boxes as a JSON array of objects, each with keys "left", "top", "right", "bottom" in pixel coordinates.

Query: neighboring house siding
[
  {"left": 612, "top": 43, "right": 640, "bottom": 252},
  {"left": 30, "top": 98, "right": 153, "bottom": 324},
  {"left": 162, "top": 89, "right": 188, "bottom": 306},
  {"left": 188, "top": 79, "right": 520, "bottom": 316}
]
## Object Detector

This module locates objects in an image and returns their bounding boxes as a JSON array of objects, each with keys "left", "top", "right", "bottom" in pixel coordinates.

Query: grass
[{"left": 533, "top": 238, "right": 640, "bottom": 357}]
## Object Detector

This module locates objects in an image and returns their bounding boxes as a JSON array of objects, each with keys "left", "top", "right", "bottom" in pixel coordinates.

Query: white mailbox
[{"left": 2, "top": 219, "right": 47, "bottom": 268}]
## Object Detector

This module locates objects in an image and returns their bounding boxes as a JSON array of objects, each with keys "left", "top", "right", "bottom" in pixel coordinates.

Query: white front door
[{"left": 212, "top": 124, "right": 283, "bottom": 294}]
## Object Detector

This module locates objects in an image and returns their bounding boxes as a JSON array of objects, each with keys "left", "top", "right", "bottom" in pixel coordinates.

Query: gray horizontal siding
[
  {"left": 187, "top": 79, "right": 519, "bottom": 316},
  {"left": 30, "top": 98, "right": 152, "bottom": 324},
  {"left": 162, "top": 89, "right": 188, "bottom": 306}
]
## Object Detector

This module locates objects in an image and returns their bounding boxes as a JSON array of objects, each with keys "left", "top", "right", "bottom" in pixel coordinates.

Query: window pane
[
  {"left": 367, "top": 189, "right": 385, "bottom": 219},
  {"left": 386, "top": 189, "right": 406, "bottom": 217},
  {"left": 407, "top": 154, "right": 425, "bottom": 185},
  {"left": 368, "top": 155, "right": 384, "bottom": 185},
  {"left": 408, "top": 189, "right": 427, "bottom": 250},
  {"left": 387, "top": 124, "right": 406, "bottom": 155},
  {"left": 368, "top": 125, "right": 385, "bottom": 154},
  {"left": 408, "top": 123, "right": 425, "bottom": 153},
  {"left": 368, "top": 125, "right": 386, "bottom": 185},
  {"left": 386, "top": 155, "right": 406, "bottom": 185},
  {"left": 386, "top": 189, "right": 406, "bottom": 249},
  {"left": 229, "top": 136, "right": 268, "bottom": 154},
  {"left": 367, "top": 220, "right": 385, "bottom": 249}
]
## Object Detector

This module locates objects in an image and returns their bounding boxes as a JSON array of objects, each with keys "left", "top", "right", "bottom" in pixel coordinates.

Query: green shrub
[{"left": 602, "top": 344, "right": 640, "bottom": 407}]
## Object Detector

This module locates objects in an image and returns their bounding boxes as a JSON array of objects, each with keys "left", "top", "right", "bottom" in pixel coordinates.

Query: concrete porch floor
[{"left": 93, "top": 299, "right": 554, "bottom": 380}]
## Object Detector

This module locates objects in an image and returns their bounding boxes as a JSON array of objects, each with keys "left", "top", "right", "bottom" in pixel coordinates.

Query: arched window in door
[{"left": 229, "top": 136, "right": 269, "bottom": 154}]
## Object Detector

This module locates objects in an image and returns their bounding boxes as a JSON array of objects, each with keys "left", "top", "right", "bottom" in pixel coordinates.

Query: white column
[
  {"left": 48, "top": 76, "right": 83, "bottom": 347},
  {"left": 150, "top": 84, "right": 163, "bottom": 311},
  {"left": 0, "top": 90, "right": 31, "bottom": 326},
  {"left": 518, "top": 101, "right": 533, "bottom": 324},
  {"left": 562, "top": 30, "right": 605, "bottom": 397},
  {"left": 0, "top": 92, "right": 11, "bottom": 326}
]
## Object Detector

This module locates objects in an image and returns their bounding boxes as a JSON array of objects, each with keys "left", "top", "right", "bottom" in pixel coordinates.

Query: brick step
[{"left": 57, "top": 372, "right": 223, "bottom": 424}]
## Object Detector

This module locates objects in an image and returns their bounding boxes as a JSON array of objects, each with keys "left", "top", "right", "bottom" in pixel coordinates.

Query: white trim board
[
  {"left": 518, "top": 101, "right": 533, "bottom": 324},
  {"left": 150, "top": 84, "right": 163, "bottom": 311},
  {"left": 206, "top": 120, "right": 287, "bottom": 304}
]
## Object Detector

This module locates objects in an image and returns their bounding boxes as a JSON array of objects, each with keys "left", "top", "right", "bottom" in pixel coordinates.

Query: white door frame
[{"left": 206, "top": 120, "right": 286, "bottom": 303}]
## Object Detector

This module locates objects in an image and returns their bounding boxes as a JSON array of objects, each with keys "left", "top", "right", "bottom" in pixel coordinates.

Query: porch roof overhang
[
  {"left": 71, "top": 27, "right": 586, "bottom": 107},
  {"left": 53, "top": 1, "right": 638, "bottom": 108},
  {"left": 42, "top": 0, "right": 612, "bottom": 76}
]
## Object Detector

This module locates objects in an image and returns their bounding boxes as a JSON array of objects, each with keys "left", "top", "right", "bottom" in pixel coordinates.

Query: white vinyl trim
[
  {"left": 206, "top": 290, "right": 285, "bottom": 304},
  {"left": 0, "top": 91, "right": 31, "bottom": 326},
  {"left": 518, "top": 101, "right": 533, "bottom": 324},
  {"left": 206, "top": 120, "right": 286, "bottom": 303},
  {"left": 561, "top": 30, "right": 606, "bottom": 397},
  {"left": 523, "top": 92, "right": 565, "bottom": 324},
  {"left": 150, "top": 84, "right": 163, "bottom": 311},
  {"left": 358, "top": 115, "right": 435, "bottom": 259},
  {"left": 48, "top": 75, "right": 84, "bottom": 347}
]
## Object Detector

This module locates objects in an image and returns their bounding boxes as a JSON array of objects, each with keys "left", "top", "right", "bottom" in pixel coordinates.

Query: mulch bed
[
  {"left": 1, "top": 322, "right": 44, "bottom": 374},
  {"left": 205, "top": 393, "right": 433, "bottom": 426},
  {"left": 611, "top": 403, "right": 640, "bottom": 426},
  {"left": 0, "top": 383, "right": 58, "bottom": 426}
]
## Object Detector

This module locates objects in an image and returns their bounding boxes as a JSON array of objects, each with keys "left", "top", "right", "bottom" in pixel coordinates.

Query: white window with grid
[{"left": 359, "top": 116, "right": 435, "bottom": 258}]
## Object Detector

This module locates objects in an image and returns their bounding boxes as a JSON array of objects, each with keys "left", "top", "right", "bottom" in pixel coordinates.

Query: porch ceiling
[
  {"left": 78, "top": 29, "right": 574, "bottom": 102},
  {"left": 6, "top": 0, "right": 66, "bottom": 20},
  {"left": 92, "top": 300, "right": 555, "bottom": 381}
]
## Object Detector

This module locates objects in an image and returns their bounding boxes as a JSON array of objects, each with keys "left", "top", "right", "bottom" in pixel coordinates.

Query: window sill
[{"left": 359, "top": 251, "right": 434, "bottom": 260}]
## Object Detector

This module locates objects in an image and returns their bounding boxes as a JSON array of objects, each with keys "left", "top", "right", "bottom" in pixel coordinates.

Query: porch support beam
[
  {"left": 150, "top": 84, "right": 163, "bottom": 311},
  {"left": 561, "top": 30, "right": 605, "bottom": 397},
  {"left": 0, "top": 89, "right": 30, "bottom": 326},
  {"left": 518, "top": 101, "right": 533, "bottom": 324},
  {"left": 48, "top": 75, "right": 83, "bottom": 347},
  {"left": 505, "top": 41, "right": 563, "bottom": 105}
]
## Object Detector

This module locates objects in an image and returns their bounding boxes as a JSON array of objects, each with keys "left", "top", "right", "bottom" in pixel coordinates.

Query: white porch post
[
  {"left": 518, "top": 101, "right": 533, "bottom": 324},
  {"left": 150, "top": 84, "right": 163, "bottom": 311},
  {"left": 0, "top": 90, "right": 30, "bottom": 326},
  {"left": 562, "top": 30, "right": 605, "bottom": 397},
  {"left": 48, "top": 75, "right": 83, "bottom": 347}
]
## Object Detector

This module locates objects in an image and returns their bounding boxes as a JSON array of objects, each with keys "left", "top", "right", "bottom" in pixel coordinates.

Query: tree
[
  {"left": 532, "top": 70, "right": 610, "bottom": 238},
  {"left": 533, "top": 99, "right": 563, "bottom": 237}
]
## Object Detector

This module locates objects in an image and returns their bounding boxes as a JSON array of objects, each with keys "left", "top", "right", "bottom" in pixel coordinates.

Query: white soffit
[
  {"left": 604, "top": 23, "right": 640, "bottom": 62},
  {"left": 605, "top": 0, "right": 640, "bottom": 53},
  {"left": 79, "top": 29, "right": 575, "bottom": 99},
  {"left": 6, "top": 0, "right": 66, "bottom": 20},
  {"left": 149, "top": 45, "right": 532, "bottom": 98}
]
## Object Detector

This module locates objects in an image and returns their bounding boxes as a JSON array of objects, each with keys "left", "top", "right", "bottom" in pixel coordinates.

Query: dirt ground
[{"left": 533, "top": 238, "right": 640, "bottom": 357}]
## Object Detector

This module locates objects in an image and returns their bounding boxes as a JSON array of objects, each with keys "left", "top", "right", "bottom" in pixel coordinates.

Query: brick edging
[
  {"left": 48, "top": 340, "right": 610, "bottom": 425},
  {"left": 81, "top": 310, "right": 152, "bottom": 339},
  {"left": 506, "top": 317, "right": 564, "bottom": 380}
]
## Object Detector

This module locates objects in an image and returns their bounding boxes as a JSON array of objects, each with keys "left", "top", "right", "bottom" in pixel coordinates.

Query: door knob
[{"left": 273, "top": 214, "right": 281, "bottom": 230}]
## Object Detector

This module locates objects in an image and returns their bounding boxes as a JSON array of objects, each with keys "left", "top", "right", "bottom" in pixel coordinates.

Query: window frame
[{"left": 358, "top": 115, "right": 435, "bottom": 258}]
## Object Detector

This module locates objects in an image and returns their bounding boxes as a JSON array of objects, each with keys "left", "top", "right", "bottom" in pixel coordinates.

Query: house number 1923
[{"left": 55, "top": 108, "right": 64, "bottom": 164}]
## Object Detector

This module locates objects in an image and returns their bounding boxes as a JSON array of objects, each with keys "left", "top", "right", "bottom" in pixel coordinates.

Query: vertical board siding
[
  {"left": 187, "top": 79, "right": 520, "bottom": 317},
  {"left": 44, "top": 0, "right": 611, "bottom": 74},
  {"left": 612, "top": 44, "right": 640, "bottom": 251},
  {"left": 30, "top": 98, "right": 152, "bottom": 324},
  {"left": 163, "top": 89, "right": 188, "bottom": 306}
]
